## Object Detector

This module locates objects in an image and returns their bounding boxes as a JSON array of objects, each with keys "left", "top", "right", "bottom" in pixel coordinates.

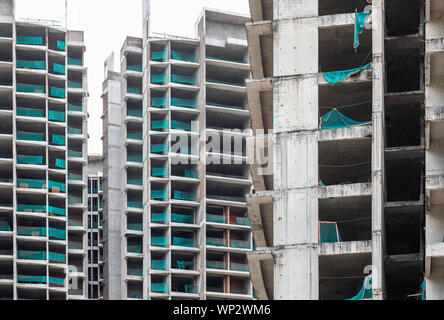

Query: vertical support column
[
  {"left": 371, "top": 0, "right": 386, "bottom": 300},
  {"left": 272, "top": 0, "right": 319, "bottom": 300}
]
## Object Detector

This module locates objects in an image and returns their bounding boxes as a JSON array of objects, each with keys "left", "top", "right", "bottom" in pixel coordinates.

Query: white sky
[{"left": 15, "top": 0, "right": 250, "bottom": 154}]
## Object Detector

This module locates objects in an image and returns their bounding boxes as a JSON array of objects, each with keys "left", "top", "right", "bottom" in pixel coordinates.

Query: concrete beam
[
  {"left": 318, "top": 69, "right": 373, "bottom": 86},
  {"left": 318, "top": 126, "right": 372, "bottom": 142},
  {"left": 247, "top": 252, "right": 272, "bottom": 300},
  {"left": 246, "top": 21, "right": 272, "bottom": 79},
  {"left": 246, "top": 78, "right": 273, "bottom": 133},
  {"left": 319, "top": 241, "right": 372, "bottom": 256},
  {"left": 318, "top": 13, "right": 355, "bottom": 29},
  {"left": 318, "top": 183, "right": 372, "bottom": 199}
]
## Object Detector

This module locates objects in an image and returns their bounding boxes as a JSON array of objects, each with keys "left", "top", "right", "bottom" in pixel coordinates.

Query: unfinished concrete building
[
  {"left": 0, "top": 0, "right": 88, "bottom": 300},
  {"left": 101, "top": 2, "right": 254, "bottom": 300},
  {"left": 247, "top": 0, "right": 428, "bottom": 300}
]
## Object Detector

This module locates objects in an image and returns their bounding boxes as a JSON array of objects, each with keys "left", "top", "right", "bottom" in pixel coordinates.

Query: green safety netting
[
  {"left": 345, "top": 276, "right": 373, "bottom": 300},
  {"left": 171, "top": 50, "right": 197, "bottom": 63},
  {"left": 177, "top": 261, "right": 195, "bottom": 270},
  {"left": 128, "top": 290, "right": 142, "bottom": 299},
  {"left": 185, "top": 284, "right": 197, "bottom": 294},
  {"left": 151, "top": 74, "right": 168, "bottom": 83},
  {"left": 207, "top": 214, "right": 226, "bottom": 224},
  {"left": 127, "top": 132, "right": 143, "bottom": 140},
  {"left": 354, "top": 11, "right": 372, "bottom": 49},
  {"left": 51, "top": 134, "right": 65, "bottom": 146},
  {"left": 50, "top": 86, "right": 65, "bottom": 99},
  {"left": 68, "top": 126, "right": 82, "bottom": 135},
  {"left": 0, "top": 220, "right": 11, "bottom": 231},
  {"left": 0, "top": 154, "right": 11, "bottom": 159},
  {"left": 127, "top": 244, "right": 142, "bottom": 254},
  {"left": 17, "top": 83, "right": 45, "bottom": 94},
  {"left": 127, "top": 222, "right": 143, "bottom": 231},
  {"left": 17, "top": 35, "right": 43, "bottom": 45},
  {"left": 49, "top": 228, "right": 66, "bottom": 240},
  {"left": 231, "top": 239, "right": 251, "bottom": 249},
  {"left": 17, "top": 275, "right": 46, "bottom": 284},
  {"left": 68, "top": 150, "right": 83, "bottom": 158},
  {"left": 184, "top": 169, "right": 198, "bottom": 179},
  {"left": 17, "top": 226, "right": 46, "bottom": 237},
  {"left": 151, "top": 50, "right": 168, "bottom": 60},
  {"left": 49, "top": 251, "right": 66, "bottom": 263},
  {"left": 17, "top": 107, "right": 44, "bottom": 118},
  {"left": 236, "top": 217, "right": 251, "bottom": 226},
  {"left": 128, "top": 268, "right": 143, "bottom": 277},
  {"left": 171, "top": 97, "right": 197, "bottom": 109},
  {"left": 127, "top": 178, "right": 143, "bottom": 186},
  {"left": 151, "top": 190, "right": 168, "bottom": 200},
  {"left": 53, "top": 63, "right": 65, "bottom": 74},
  {"left": 152, "top": 259, "right": 167, "bottom": 270},
  {"left": 17, "top": 250, "right": 46, "bottom": 260},
  {"left": 56, "top": 40, "right": 65, "bottom": 51},
  {"left": 207, "top": 78, "right": 244, "bottom": 87},
  {"left": 151, "top": 97, "right": 168, "bottom": 108},
  {"left": 151, "top": 236, "right": 168, "bottom": 246},
  {"left": 17, "top": 204, "right": 46, "bottom": 213},
  {"left": 128, "top": 64, "right": 142, "bottom": 72},
  {"left": 17, "top": 155, "right": 43, "bottom": 165},
  {"left": 127, "top": 154, "right": 142, "bottom": 163},
  {"left": 152, "top": 167, "right": 168, "bottom": 177},
  {"left": 207, "top": 260, "right": 226, "bottom": 270},
  {"left": 17, "top": 178, "right": 46, "bottom": 189},
  {"left": 151, "top": 144, "right": 169, "bottom": 153},
  {"left": 49, "top": 110, "right": 65, "bottom": 122},
  {"left": 171, "top": 120, "right": 192, "bottom": 131},
  {"left": 231, "top": 263, "right": 249, "bottom": 272},
  {"left": 320, "top": 109, "right": 371, "bottom": 130},
  {"left": 68, "top": 103, "right": 82, "bottom": 112},
  {"left": 171, "top": 74, "right": 197, "bottom": 85},
  {"left": 127, "top": 108, "right": 142, "bottom": 118},
  {"left": 322, "top": 62, "right": 372, "bottom": 85},
  {"left": 68, "top": 57, "right": 82, "bottom": 66},
  {"left": 319, "top": 222, "right": 342, "bottom": 243},
  {"left": 68, "top": 81, "right": 82, "bottom": 89},
  {"left": 207, "top": 237, "right": 226, "bottom": 247},
  {"left": 418, "top": 279, "right": 426, "bottom": 300},
  {"left": 151, "top": 212, "right": 167, "bottom": 223},
  {"left": 68, "top": 172, "right": 82, "bottom": 181},
  {"left": 151, "top": 120, "right": 169, "bottom": 130},
  {"left": 171, "top": 213, "right": 194, "bottom": 224},
  {"left": 48, "top": 181, "right": 66, "bottom": 193},
  {"left": 127, "top": 87, "right": 141, "bottom": 95},
  {"left": 127, "top": 201, "right": 143, "bottom": 209},
  {"left": 152, "top": 283, "right": 169, "bottom": 293},
  {"left": 16, "top": 60, "right": 45, "bottom": 70},
  {"left": 48, "top": 206, "right": 66, "bottom": 217},
  {"left": 68, "top": 196, "right": 82, "bottom": 205},
  {"left": 49, "top": 276, "right": 65, "bottom": 286},
  {"left": 174, "top": 191, "right": 197, "bottom": 202},
  {"left": 55, "top": 158, "right": 65, "bottom": 169}
]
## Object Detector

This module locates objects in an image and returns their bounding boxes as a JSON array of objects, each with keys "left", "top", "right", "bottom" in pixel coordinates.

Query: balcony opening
[
  {"left": 206, "top": 87, "right": 246, "bottom": 111},
  {"left": 127, "top": 259, "right": 143, "bottom": 278},
  {"left": 230, "top": 277, "right": 250, "bottom": 295},
  {"left": 126, "top": 53, "right": 142, "bottom": 73},
  {"left": 171, "top": 88, "right": 198, "bottom": 109},
  {"left": 151, "top": 252, "right": 168, "bottom": 271},
  {"left": 206, "top": 163, "right": 248, "bottom": 181},
  {"left": 171, "top": 206, "right": 196, "bottom": 225},
  {"left": 319, "top": 0, "right": 369, "bottom": 16},
  {"left": 171, "top": 163, "right": 199, "bottom": 179},
  {"left": 171, "top": 229, "right": 197, "bottom": 248},
  {"left": 16, "top": 25, "right": 45, "bottom": 46},
  {"left": 171, "top": 111, "right": 199, "bottom": 132},
  {"left": 151, "top": 205, "right": 168, "bottom": 224},
  {"left": 207, "top": 275, "right": 224, "bottom": 293},
  {"left": 171, "top": 65, "right": 198, "bottom": 87},
  {"left": 151, "top": 228, "right": 168, "bottom": 247},
  {"left": 207, "top": 252, "right": 226, "bottom": 270},
  {"left": 151, "top": 65, "right": 168, "bottom": 85},
  {"left": 386, "top": 47, "right": 421, "bottom": 93},
  {"left": 151, "top": 275, "right": 169, "bottom": 294},
  {"left": 150, "top": 41, "right": 168, "bottom": 62},
  {"left": 49, "top": 54, "right": 66, "bottom": 76},
  {"left": 150, "top": 87, "right": 168, "bottom": 108},
  {"left": 206, "top": 44, "right": 248, "bottom": 64},
  {"left": 206, "top": 64, "right": 248, "bottom": 87},
  {"left": 230, "top": 253, "right": 249, "bottom": 272},
  {"left": 206, "top": 107, "right": 250, "bottom": 130},
  {"left": 386, "top": 102, "right": 422, "bottom": 148},
  {"left": 170, "top": 41, "right": 198, "bottom": 63},
  {"left": 386, "top": 158, "right": 423, "bottom": 202},
  {"left": 127, "top": 100, "right": 142, "bottom": 118},
  {"left": 172, "top": 276, "right": 198, "bottom": 294},
  {"left": 171, "top": 252, "right": 196, "bottom": 271},
  {"left": 207, "top": 228, "right": 226, "bottom": 247},
  {"left": 17, "top": 216, "right": 46, "bottom": 238},
  {"left": 127, "top": 282, "right": 143, "bottom": 299},
  {"left": 206, "top": 181, "right": 247, "bottom": 203},
  {"left": 386, "top": 0, "right": 421, "bottom": 37}
]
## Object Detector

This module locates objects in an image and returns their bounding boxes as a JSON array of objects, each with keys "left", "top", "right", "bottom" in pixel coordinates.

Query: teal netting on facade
[
  {"left": 17, "top": 204, "right": 46, "bottom": 213},
  {"left": 68, "top": 103, "right": 82, "bottom": 112},
  {"left": 68, "top": 126, "right": 82, "bottom": 135},
  {"left": 207, "top": 237, "right": 226, "bottom": 247},
  {"left": 17, "top": 35, "right": 43, "bottom": 45},
  {"left": 231, "top": 263, "right": 249, "bottom": 272},
  {"left": 171, "top": 50, "right": 197, "bottom": 63},
  {"left": 16, "top": 60, "right": 45, "bottom": 70},
  {"left": 185, "top": 284, "right": 197, "bottom": 294},
  {"left": 320, "top": 109, "right": 371, "bottom": 130},
  {"left": 151, "top": 236, "right": 168, "bottom": 246},
  {"left": 17, "top": 107, "right": 44, "bottom": 118},
  {"left": 151, "top": 283, "right": 169, "bottom": 293},
  {"left": 127, "top": 154, "right": 142, "bottom": 163},
  {"left": 127, "top": 178, "right": 143, "bottom": 186},
  {"left": 152, "top": 259, "right": 167, "bottom": 270},
  {"left": 171, "top": 97, "right": 197, "bottom": 109},
  {"left": 17, "top": 179, "right": 46, "bottom": 189},
  {"left": 127, "top": 201, "right": 143, "bottom": 209},
  {"left": 151, "top": 97, "right": 168, "bottom": 108},
  {"left": 127, "top": 244, "right": 142, "bottom": 254},
  {"left": 184, "top": 169, "right": 199, "bottom": 179},
  {"left": 68, "top": 80, "right": 82, "bottom": 89},
  {"left": 128, "top": 108, "right": 142, "bottom": 118},
  {"left": 127, "top": 87, "right": 141, "bottom": 95},
  {"left": 345, "top": 276, "right": 373, "bottom": 300},
  {"left": 151, "top": 144, "right": 169, "bottom": 153},
  {"left": 17, "top": 275, "right": 46, "bottom": 284},
  {"left": 172, "top": 237, "right": 196, "bottom": 247},
  {"left": 319, "top": 222, "right": 342, "bottom": 243},
  {"left": 128, "top": 268, "right": 143, "bottom": 277},
  {"left": 151, "top": 190, "right": 168, "bottom": 200},
  {"left": 151, "top": 120, "right": 169, "bottom": 130},
  {"left": 56, "top": 40, "right": 65, "bottom": 51},
  {"left": 17, "top": 131, "right": 45, "bottom": 142},
  {"left": 49, "top": 276, "right": 65, "bottom": 286},
  {"left": 171, "top": 74, "right": 197, "bottom": 85},
  {"left": 0, "top": 220, "right": 11, "bottom": 231},
  {"left": 48, "top": 181, "right": 66, "bottom": 193},
  {"left": 171, "top": 213, "right": 194, "bottom": 224},
  {"left": 128, "top": 64, "right": 142, "bottom": 72},
  {"left": 171, "top": 120, "right": 192, "bottom": 131},
  {"left": 151, "top": 50, "right": 168, "bottom": 61},
  {"left": 420, "top": 280, "right": 426, "bottom": 300},
  {"left": 236, "top": 217, "right": 251, "bottom": 226},
  {"left": 152, "top": 167, "right": 168, "bottom": 177},
  {"left": 49, "top": 228, "right": 66, "bottom": 240},
  {"left": 49, "top": 110, "right": 65, "bottom": 122},
  {"left": 68, "top": 57, "right": 82, "bottom": 66},
  {"left": 68, "top": 195, "right": 82, "bottom": 205},
  {"left": 127, "top": 132, "right": 143, "bottom": 140},
  {"left": 322, "top": 62, "right": 372, "bottom": 85},
  {"left": 151, "top": 212, "right": 167, "bottom": 223},
  {"left": 207, "top": 214, "right": 226, "bottom": 224},
  {"left": 151, "top": 74, "right": 168, "bottom": 83},
  {"left": 127, "top": 290, "right": 142, "bottom": 299},
  {"left": 53, "top": 63, "right": 65, "bottom": 74},
  {"left": 55, "top": 158, "right": 65, "bottom": 169},
  {"left": 68, "top": 150, "right": 83, "bottom": 158},
  {"left": 177, "top": 261, "right": 195, "bottom": 270},
  {"left": 50, "top": 86, "right": 65, "bottom": 99},
  {"left": 231, "top": 239, "right": 251, "bottom": 249},
  {"left": 17, "top": 83, "right": 45, "bottom": 94},
  {"left": 48, "top": 206, "right": 66, "bottom": 217},
  {"left": 17, "top": 250, "right": 46, "bottom": 260},
  {"left": 207, "top": 260, "right": 226, "bottom": 270},
  {"left": 174, "top": 191, "right": 197, "bottom": 202},
  {"left": 68, "top": 172, "right": 82, "bottom": 181},
  {"left": 207, "top": 78, "right": 244, "bottom": 87},
  {"left": 127, "top": 222, "right": 143, "bottom": 231},
  {"left": 17, "top": 226, "right": 46, "bottom": 237},
  {"left": 51, "top": 134, "right": 65, "bottom": 146},
  {"left": 355, "top": 11, "right": 372, "bottom": 49},
  {"left": 180, "top": 146, "right": 196, "bottom": 155}
]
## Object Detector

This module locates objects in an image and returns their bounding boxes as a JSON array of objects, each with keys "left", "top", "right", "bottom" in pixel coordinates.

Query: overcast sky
[{"left": 15, "top": 0, "right": 250, "bottom": 154}]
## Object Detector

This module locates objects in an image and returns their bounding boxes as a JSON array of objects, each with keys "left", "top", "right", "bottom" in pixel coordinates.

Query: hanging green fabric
[
  {"left": 49, "top": 251, "right": 66, "bottom": 263},
  {"left": 151, "top": 74, "right": 168, "bottom": 83},
  {"left": 171, "top": 50, "right": 197, "bottom": 63},
  {"left": 151, "top": 50, "right": 168, "bottom": 61},
  {"left": 55, "top": 158, "right": 65, "bottom": 169},
  {"left": 51, "top": 134, "right": 65, "bottom": 146},
  {"left": 151, "top": 97, "right": 168, "bottom": 108},
  {"left": 50, "top": 86, "right": 65, "bottom": 99},
  {"left": 56, "top": 40, "right": 65, "bottom": 51},
  {"left": 420, "top": 279, "right": 426, "bottom": 301},
  {"left": 322, "top": 62, "right": 372, "bottom": 85},
  {"left": 17, "top": 107, "right": 44, "bottom": 118},
  {"left": 319, "top": 222, "right": 342, "bottom": 243},
  {"left": 48, "top": 206, "right": 66, "bottom": 216},
  {"left": 354, "top": 11, "right": 372, "bottom": 50},
  {"left": 0, "top": 220, "right": 11, "bottom": 231},
  {"left": 53, "top": 63, "right": 65, "bottom": 74},
  {"left": 152, "top": 259, "right": 167, "bottom": 270},
  {"left": 345, "top": 276, "right": 373, "bottom": 300},
  {"left": 68, "top": 57, "right": 82, "bottom": 66},
  {"left": 49, "top": 110, "right": 65, "bottom": 122},
  {"left": 49, "top": 227, "right": 66, "bottom": 240},
  {"left": 320, "top": 109, "right": 371, "bottom": 130}
]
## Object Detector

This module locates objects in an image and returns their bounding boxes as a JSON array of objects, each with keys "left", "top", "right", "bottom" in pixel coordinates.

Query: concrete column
[
  {"left": 371, "top": 0, "right": 386, "bottom": 300},
  {"left": 272, "top": 0, "right": 319, "bottom": 300}
]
